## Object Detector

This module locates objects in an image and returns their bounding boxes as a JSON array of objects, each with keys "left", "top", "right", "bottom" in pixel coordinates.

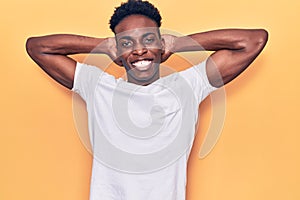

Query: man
[{"left": 26, "top": 0, "right": 268, "bottom": 199}]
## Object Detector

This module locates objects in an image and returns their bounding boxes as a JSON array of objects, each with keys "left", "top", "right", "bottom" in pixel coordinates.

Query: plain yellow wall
[{"left": 1, "top": 0, "right": 300, "bottom": 200}]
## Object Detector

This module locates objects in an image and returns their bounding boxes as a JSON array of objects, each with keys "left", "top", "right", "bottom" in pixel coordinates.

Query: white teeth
[{"left": 132, "top": 60, "right": 151, "bottom": 69}]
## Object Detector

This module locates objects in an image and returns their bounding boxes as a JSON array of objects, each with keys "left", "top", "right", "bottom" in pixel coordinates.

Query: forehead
[
  {"left": 114, "top": 14, "right": 159, "bottom": 38},
  {"left": 115, "top": 27, "right": 159, "bottom": 41}
]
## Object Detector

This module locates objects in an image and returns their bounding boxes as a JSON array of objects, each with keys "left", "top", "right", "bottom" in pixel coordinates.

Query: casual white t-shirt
[{"left": 72, "top": 60, "right": 217, "bottom": 200}]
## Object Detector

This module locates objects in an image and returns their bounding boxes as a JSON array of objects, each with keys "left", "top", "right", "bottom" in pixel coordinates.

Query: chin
[
  {"left": 128, "top": 69, "right": 159, "bottom": 85},
  {"left": 132, "top": 73, "right": 155, "bottom": 81}
]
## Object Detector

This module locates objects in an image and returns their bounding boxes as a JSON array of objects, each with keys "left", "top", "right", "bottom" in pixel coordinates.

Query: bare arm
[
  {"left": 165, "top": 29, "right": 268, "bottom": 87},
  {"left": 26, "top": 34, "right": 117, "bottom": 89}
]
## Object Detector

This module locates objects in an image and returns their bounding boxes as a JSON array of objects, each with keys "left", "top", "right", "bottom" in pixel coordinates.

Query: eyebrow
[
  {"left": 119, "top": 36, "right": 132, "bottom": 41},
  {"left": 142, "top": 32, "right": 156, "bottom": 38},
  {"left": 118, "top": 32, "right": 156, "bottom": 41}
]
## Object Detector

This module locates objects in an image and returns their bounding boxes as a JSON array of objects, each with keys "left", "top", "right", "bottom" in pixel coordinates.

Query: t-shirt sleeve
[
  {"left": 179, "top": 59, "right": 218, "bottom": 104},
  {"left": 72, "top": 62, "right": 102, "bottom": 102}
]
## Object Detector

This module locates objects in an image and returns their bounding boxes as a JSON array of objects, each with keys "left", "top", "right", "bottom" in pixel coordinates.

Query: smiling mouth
[{"left": 131, "top": 60, "right": 153, "bottom": 71}]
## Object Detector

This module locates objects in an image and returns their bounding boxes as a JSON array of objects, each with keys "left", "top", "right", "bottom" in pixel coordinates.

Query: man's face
[{"left": 114, "top": 15, "right": 164, "bottom": 85}]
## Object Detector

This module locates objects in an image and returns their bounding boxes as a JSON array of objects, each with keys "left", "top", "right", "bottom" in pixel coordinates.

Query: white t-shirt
[{"left": 72, "top": 60, "right": 217, "bottom": 200}]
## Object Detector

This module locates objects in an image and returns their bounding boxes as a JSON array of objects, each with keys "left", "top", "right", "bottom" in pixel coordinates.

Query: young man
[{"left": 26, "top": 0, "right": 268, "bottom": 199}]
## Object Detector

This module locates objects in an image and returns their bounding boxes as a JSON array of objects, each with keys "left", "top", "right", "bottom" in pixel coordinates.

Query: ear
[
  {"left": 114, "top": 46, "right": 123, "bottom": 66},
  {"left": 114, "top": 57, "right": 123, "bottom": 66},
  {"left": 160, "top": 36, "right": 173, "bottom": 63},
  {"left": 160, "top": 38, "right": 168, "bottom": 63},
  {"left": 160, "top": 38, "right": 166, "bottom": 55}
]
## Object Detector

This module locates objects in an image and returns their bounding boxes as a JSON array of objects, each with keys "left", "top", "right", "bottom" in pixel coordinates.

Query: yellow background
[{"left": 1, "top": 0, "right": 300, "bottom": 199}]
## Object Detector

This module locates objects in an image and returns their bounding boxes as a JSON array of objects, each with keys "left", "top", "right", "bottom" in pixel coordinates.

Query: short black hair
[{"left": 109, "top": 0, "right": 162, "bottom": 33}]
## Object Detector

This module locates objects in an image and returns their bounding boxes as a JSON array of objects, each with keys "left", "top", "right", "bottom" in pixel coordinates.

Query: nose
[{"left": 132, "top": 42, "right": 147, "bottom": 55}]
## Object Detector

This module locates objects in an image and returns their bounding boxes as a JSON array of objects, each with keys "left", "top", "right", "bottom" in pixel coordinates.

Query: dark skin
[
  {"left": 26, "top": 14, "right": 268, "bottom": 89},
  {"left": 114, "top": 16, "right": 165, "bottom": 85}
]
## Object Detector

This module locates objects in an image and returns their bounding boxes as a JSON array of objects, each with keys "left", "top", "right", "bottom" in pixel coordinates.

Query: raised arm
[
  {"left": 165, "top": 29, "right": 268, "bottom": 87},
  {"left": 26, "top": 34, "right": 117, "bottom": 89}
]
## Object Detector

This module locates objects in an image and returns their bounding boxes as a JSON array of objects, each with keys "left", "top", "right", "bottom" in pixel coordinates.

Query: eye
[
  {"left": 120, "top": 40, "right": 133, "bottom": 48},
  {"left": 143, "top": 37, "right": 155, "bottom": 44}
]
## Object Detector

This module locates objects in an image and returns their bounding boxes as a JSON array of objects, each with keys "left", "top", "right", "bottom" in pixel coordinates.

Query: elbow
[
  {"left": 26, "top": 36, "right": 47, "bottom": 59},
  {"left": 256, "top": 29, "right": 269, "bottom": 48},
  {"left": 26, "top": 37, "right": 38, "bottom": 57},
  {"left": 242, "top": 29, "right": 268, "bottom": 53},
  {"left": 253, "top": 29, "right": 269, "bottom": 51}
]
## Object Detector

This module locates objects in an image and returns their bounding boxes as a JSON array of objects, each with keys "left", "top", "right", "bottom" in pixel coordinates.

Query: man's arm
[
  {"left": 166, "top": 29, "right": 268, "bottom": 87},
  {"left": 26, "top": 34, "right": 117, "bottom": 89}
]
